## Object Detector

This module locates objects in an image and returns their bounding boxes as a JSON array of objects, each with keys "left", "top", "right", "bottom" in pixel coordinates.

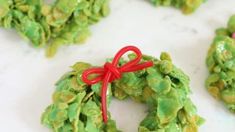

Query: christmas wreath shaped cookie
[
  {"left": 206, "top": 15, "right": 235, "bottom": 113},
  {"left": 41, "top": 46, "right": 204, "bottom": 132},
  {"left": 0, "top": 0, "right": 109, "bottom": 57},
  {"left": 0, "top": 0, "right": 204, "bottom": 57}
]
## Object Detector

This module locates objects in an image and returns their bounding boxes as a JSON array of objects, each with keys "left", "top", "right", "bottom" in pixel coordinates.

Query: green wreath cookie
[
  {"left": 0, "top": 0, "right": 204, "bottom": 58},
  {"left": 150, "top": 0, "right": 204, "bottom": 14},
  {"left": 41, "top": 46, "right": 204, "bottom": 132},
  {"left": 0, "top": 0, "right": 109, "bottom": 57},
  {"left": 206, "top": 15, "right": 235, "bottom": 113}
]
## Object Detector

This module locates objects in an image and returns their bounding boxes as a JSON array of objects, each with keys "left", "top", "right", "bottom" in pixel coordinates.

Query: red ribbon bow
[{"left": 82, "top": 46, "right": 154, "bottom": 123}]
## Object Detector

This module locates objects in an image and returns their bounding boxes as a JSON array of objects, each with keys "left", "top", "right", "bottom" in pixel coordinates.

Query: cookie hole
[{"left": 109, "top": 98, "right": 148, "bottom": 131}]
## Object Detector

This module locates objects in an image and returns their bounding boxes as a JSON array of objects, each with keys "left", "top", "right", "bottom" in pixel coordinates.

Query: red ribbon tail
[{"left": 101, "top": 74, "right": 110, "bottom": 123}]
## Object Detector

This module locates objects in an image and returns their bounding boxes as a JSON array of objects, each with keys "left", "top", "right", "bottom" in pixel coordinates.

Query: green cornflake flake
[
  {"left": 159, "top": 60, "right": 173, "bottom": 74},
  {"left": 0, "top": 0, "right": 110, "bottom": 57},
  {"left": 85, "top": 118, "right": 99, "bottom": 132},
  {"left": 81, "top": 100, "right": 101, "bottom": 117},
  {"left": 184, "top": 99, "right": 197, "bottom": 117},
  {"left": 0, "top": 0, "right": 11, "bottom": 19},
  {"left": 139, "top": 111, "right": 159, "bottom": 131},
  {"left": 166, "top": 122, "right": 182, "bottom": 132},
  {"left": 53, "top": 91, "right": 76, "bottom": 103},
  {"left": 42, "top": 52, "right": 203, "bottom": 131},
  {"left": 67, "top": 92, "right": 86, "bottom": 125},
  {"left": 72, "top": 62, "right": 92, "bottom": 72},
  {"left": 138, "top": 126, "right": 151, "bottom": 132},
  {"left": 150, "top": 0, "right": 204, "bottom": 14},
  {"left": 113, "top": 85, "right": 128, "bottom": 100},
  {"left": 157, "top": 90, "right": 183, "bottom": 124},
  {"left": 68, "top": 102, "right": 79, "bottom": 121},
  {"left": 160, "top": 52, "right": 172, "bottom": 61},
  {"left": 206, "top": 15, "right": 235, "bottom": 113},
  {"left": 77, "top": 120, "right": 86, "bottom": 132},
  {"left": 58, "top": 123, "right": 73, "bottom": 132}
]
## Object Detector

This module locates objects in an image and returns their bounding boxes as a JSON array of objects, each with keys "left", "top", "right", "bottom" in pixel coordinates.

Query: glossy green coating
[
  {"left": 42, "top": 52, "right": 204, "bottom": 132},
  {"left": 150, "top": 0, "right": 205, "bottom": 14},
  {"left": 206, "top": 15, "right": 235, "bottom": 113},
  {"left": 0, "top": 0, "right": 109, "bottom": 57}
]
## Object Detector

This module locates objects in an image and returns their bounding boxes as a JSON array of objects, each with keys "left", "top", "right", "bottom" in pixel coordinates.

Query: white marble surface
[{"left": 0, "top": 0, "right": 235, "bottom": 131}]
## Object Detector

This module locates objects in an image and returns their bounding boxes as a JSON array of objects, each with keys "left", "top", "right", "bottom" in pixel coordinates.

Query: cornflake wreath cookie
[
  {"left": 41, "top": 46, "right": 204, "bottom": 132},
  {"left": 0, "top": 0, "right": 109, "bottom": 57},
  {"left": 150, "top": 0, "right": 204, "bottom": 14},
  {"left": 0, "top": 0, "right": 203, "bottom": 58},
  {"left": 206, "top": 15, "right": 235, "bottom": 113}
]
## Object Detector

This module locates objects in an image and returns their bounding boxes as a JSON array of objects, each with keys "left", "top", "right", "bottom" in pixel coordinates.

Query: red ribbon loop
[{"left": 82, "top": 46, "right": 154, "bottom": 123}]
